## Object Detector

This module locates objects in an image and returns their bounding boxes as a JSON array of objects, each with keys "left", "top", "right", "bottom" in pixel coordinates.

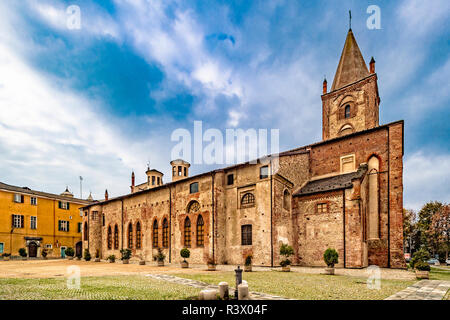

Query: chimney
[
  {"left": 369, "top": 57, "right": 375, "bottom": 74},
  {"left": 131, "top": 171, "right": 135, "bottom": 186},
  {"left": 105, "top": 189, "right": 109, "bottom": 201},
  {"left": 322, "top": 78, "right": 327, "bottom": 94}
]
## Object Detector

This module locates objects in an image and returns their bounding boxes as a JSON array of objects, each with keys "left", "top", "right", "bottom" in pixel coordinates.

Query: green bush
[
  {"left": 415, "top": 261, "right": 431, "bottom": 271},
  {"left": 84, "top": 249, "right": 91, "bottom": 261},
  {"left": 153, "top": 248, "right": 165, "bottom": 262},
  {"left": 120, "top": 249, "right": 132, "bottom": 260},
  {"left": 65, "top": 247, "right": 74, "bottom": 257},
  {"left": 18, "top": 248, "right": 27, "bottom": 257},
  {"left": 280, "top": 243, "right": 294, "bottom": 267},
  {"left": 2, "top": 253, "right": 11, "bottom": 257},
  {"left": 323, "top": 248, "right": 339, "bottom": 267},
  {"left": 107, "top": 255, "right": 116, "bottom": 262},
  {"left": 409, "top": 248, "right": 430, "bottom": 269},
  {"left": 180, "top": 248, "right": 190, "bottom": 261},
  {"left": 245, "top": 254, "right": 252, "bottom": 266}
]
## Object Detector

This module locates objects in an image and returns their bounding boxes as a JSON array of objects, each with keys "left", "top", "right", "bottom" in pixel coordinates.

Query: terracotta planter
[
  {"left": 139, "top": 260, "right": 146, "bottom": 265},
  {"left": 415, "top": 270, "right": 429, "bottom": 279},
  {"left": 109, "top": 260, "right": 115, "bottom": 263},
  {"left": 68, "top": 256, "right": 74, "bottom": 260},
  {"left": 207, "top": 264, "right": 216, "bottom": 271},
  {"left": 181, "top": 261, "right": 189, "bottom": 268},
  {"left": 325, "top": 267, "right": 335, "bottom": 275},
  {"left": 281, "top": 266, "right": 290, "bottom": 272},
  {"left": 157, "top": 260, "right": 164, "bottom": 267},
  {"left": 122, "top": 259, "right": 129, "bottom": 264},
  {"left": 244, "top": 265, "right": 252, "bottom": 272}
]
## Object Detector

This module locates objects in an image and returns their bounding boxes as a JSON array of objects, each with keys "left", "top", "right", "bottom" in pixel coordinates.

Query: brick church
[{"left": 82, "top": 28, "right": 405, "bottom": 269}]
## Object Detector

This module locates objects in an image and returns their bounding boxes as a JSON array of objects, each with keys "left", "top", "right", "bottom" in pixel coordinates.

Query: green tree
[{"left": 417, "top": 201, "right": 444, "bottom": 256}]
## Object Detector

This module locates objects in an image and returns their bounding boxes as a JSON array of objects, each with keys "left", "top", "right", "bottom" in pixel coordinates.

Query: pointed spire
[
  {"left": 87, "top": 192, "right": 93, "bottom": 201},
  {"left": 331, "top": 29, "right": 370, "bottom": 91}
]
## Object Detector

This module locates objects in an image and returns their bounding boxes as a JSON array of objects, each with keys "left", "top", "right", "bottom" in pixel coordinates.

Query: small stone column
[
  {"left": 238, "top": 283, "right": 250, "bottom": 300},
  {"left": 219, "top": 282, "right": 229, "bottom": 299}
]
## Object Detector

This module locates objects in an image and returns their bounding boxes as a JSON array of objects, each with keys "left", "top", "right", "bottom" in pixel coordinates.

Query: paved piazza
[{"left": 0, "top": 259, "right": 417, "bottom": 280}]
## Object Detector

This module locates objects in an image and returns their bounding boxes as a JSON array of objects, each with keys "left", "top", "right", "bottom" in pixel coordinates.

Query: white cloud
[{"left": 404, "top": 151, "right": 450, "bottom": 211}]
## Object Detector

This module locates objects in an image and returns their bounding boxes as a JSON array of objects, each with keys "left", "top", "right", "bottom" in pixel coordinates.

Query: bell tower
[{"left": 322, "top": 28, "right": 380, "bottom": 140}]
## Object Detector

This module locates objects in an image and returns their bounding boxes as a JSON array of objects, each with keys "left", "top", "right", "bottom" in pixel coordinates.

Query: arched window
[
  {"left": 345, "top": 104, "right": 351, "bottom": 118},
  {"left": 283, "top": 190, "right": 290, "bottom": 210},
  {"left": 83, "top": 222, "right": 88, "bottom": 240},
  {"left": 107, "top": 226, "right": 112, "bottom": 250},
  {"left": 184, "top": 217, "right": 191, "bottom": 247},
  {"left": 197, "top": 215, "right": 204, "bottom": 247},
  {"left": 136, "top": 222, "right": 141, "bottom": 249},
  {"left": 241, "top": 193, "right": 255, "bottom": 207},
  {"left": 162, "top": 218, "right": 169, "bottom": 248},
  {"left": 187, "top": 200, "right": 200, "bottom": 213},
  {"left": 128, "top": 222, "right": 133, "bottom": 249},
  {"left": 241, "top": 225, "right": 252, "bottom": 245},
  {"left": 114, "top": 225, "right": 119, "bottom": 249},
  {"left": 152, "top": 220, "right": 158, "bottom": 248},
  {"left": 368, "top": 156, "right": 380, "bottom": 239}
]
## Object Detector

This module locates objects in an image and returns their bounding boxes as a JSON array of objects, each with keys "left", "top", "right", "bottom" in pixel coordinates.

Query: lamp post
[{"left": 234, "top": 265, "right": 243, "bottom": 300}]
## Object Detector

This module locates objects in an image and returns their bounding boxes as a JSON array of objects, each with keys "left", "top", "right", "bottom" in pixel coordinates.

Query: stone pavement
[
  {"left": 145, "top": 273, "right": 294, "bottom": 300},
  {"left": 385, "top": 280, "right": 450, "bottom": 300}
]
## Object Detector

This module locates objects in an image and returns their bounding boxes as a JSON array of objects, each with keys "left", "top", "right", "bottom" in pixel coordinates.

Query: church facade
[{"left": 81, "top": 29, "right": 405, "bottom": 269}]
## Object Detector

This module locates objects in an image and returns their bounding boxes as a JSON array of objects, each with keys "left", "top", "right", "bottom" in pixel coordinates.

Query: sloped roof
[
  {"left": 0, "top": 181, "right": 93, "bottom": 204},
  {"left": 331, "top": 29, "right": 370, "bottom": 91},
  {"left": 294, "top": 164, "right": 368, "bottom": 196}
]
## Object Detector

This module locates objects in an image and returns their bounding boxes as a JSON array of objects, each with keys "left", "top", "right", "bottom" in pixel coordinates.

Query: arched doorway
[
  {"left": 28, "top": 242, "right": 37, "bottom": 258},
  {"left": 75, "top": 241, "right": 82, "bottom": 257}
]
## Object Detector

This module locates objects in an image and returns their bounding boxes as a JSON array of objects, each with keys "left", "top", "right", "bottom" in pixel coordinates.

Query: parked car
[
  {"left": 446, "top": 258, "right": 450, "bottom": 266},
  {"left": 427, "top": 258, "right": 440, "bottom": 266}
]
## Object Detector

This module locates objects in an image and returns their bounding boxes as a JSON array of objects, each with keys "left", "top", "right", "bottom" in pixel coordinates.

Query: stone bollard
[
  {"left": 218, "top": 282, "right": 229, "bottom": 300},
  {"left": 199, "top": 289, "right": 218, "bottom": 300},
  {"left": 238, "top": 283, "right": 250, "bottom": 300}
]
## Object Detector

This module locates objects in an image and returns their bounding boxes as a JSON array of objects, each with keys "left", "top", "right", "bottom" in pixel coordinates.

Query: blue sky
[{"left": 0, "top": 0, "right": 448, "bottom": 211}]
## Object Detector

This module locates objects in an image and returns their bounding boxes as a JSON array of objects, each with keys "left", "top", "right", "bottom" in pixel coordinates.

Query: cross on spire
[{"left": 349, "top": 10, "right": 352, "bottom": 30}]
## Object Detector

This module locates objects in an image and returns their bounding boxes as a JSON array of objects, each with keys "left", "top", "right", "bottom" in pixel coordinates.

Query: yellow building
[{"left": 0, "top": 181, "right": 93, "bottom": 258}]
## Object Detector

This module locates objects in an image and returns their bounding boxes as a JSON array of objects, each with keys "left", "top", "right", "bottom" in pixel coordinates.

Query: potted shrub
[
  {"left": 207, "top": 256, "right": 216, "bottom": 271},
  {"left": 415, "top": 261, "right": 431, "bottom": 279},
  {"left": 244, "top": 254, "right": 252, "bottom": 272},
  {"left": 65, "top": 247, "right": 75, "bottom": 260},
  {"left": 280, "top": 243, "right": 293, "bottom": 272},
  {"left": 84, "top": 249, "right": 91, "bottom": 261},
  {"left": 107, "top": 255, "right": 116, "bottom": 263},
  {"left": 2, "top": 253, "right": 11, "bottom": 261},
  {"left": 120, "top": 249, "right": 131, "bottom": 264},
  {"left": 94, "top": 249, "right": 101, "bottom": 262},
  {"left": 154, "top": 248, "right": 165, "bottom": 266},
  {"left": 409, "top": 247, "right": 430, "bottom": 270},
  {"left": 41, "top": 249, "right": 48, "bottom": 260},
  {"left": 180, "top": 248, "right": 190, "bottom": 268},
  {"left": 323, "top": 248, "right": 339, "bottom": 275},
  {"left": 19, "top": 248, "right": 27, "bottom": 260}
]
